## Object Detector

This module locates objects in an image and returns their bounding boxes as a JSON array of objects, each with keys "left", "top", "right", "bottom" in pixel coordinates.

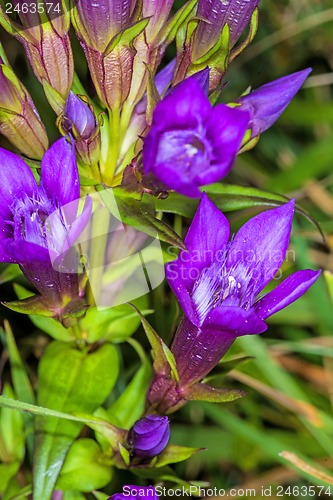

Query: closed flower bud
[
  {"left": 0, "top": 56, "right": 48, "bottom": 159},
  {"left": 236, "top": 68, "right": 311, "bottom": 139},
  {"left": 193, "top": 0, "right": 260, "bottom": 60},
  {"left": 61, "top": 91, "right": 101, "bottom": 166},
  {"left": 71, "top": 0, "right": 144, "bottom": 109},
  {"left": 0, "top": 2, "right": 74, "bottom": 111},
  {"left": 128, "top": 415, "right": 170, "bottom": 459}
]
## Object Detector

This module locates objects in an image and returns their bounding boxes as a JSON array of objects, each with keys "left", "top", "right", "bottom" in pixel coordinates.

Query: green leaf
[
  {"left": 118, "top": 442, "right": 130, "bottom": 467},
  {"left": 0, "top": 462, "right": 20, "bottom": 495},
  {"left": 107, "top": 347, "right": 152, "bottom": 429},
  {"left": 80, "top": 297, "right": 151, "bottom": 343},
  {"left": 3, "top": 322, "right": 35, "bottom": 458},
  {"left": 33, "top": 341, "right": 119, "bottom": 500},
  {"left": 129, "top": 304, "right": 178, "bottom": 380},
  {"left": 97, "top": 187, "right": 186, "bottom": 249},
  {"left": 155, "top": 445, "right": 204, "bottom": 468},
  {"left": 184, "top": 382, "right": 246, "bottom": 403},
  {"left": 3, "top": 295, "right": 54, "bottom": 316},
  {"left": 0, "top": 385, "right": 25, "bottom": 464},
  {"left": 161, "top": 0, "right": 197, "bottom": 45},
  {"left": 56, "top": 439, "right": 112, "bottom": 492},
  {"left": 105, "top": 18, "right": 150, "bottom": 54},
  {"left": 42, "top": 80, "right": 65, "bottom": 115},
  {"left": 155, "top": 183, "right": 323, "bottom": 237},
  {"left": 0, "top": 264, "right": 21, "bottom": 285}
]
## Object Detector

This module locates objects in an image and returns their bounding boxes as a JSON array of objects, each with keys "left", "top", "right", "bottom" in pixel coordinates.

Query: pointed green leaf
[
  {"left": 129, "top": 304, "right": 179, "bottom": 380},
  {"left": 155, "top": 445, "right": 204, "bottom": 468},
  {"left": 118, "top": 442, "right": 131, "bottom": 467},
  {"left": 33, "top": 341, "right": 119, "bottom": 500},
  {"left": 185, "top": 382, "right": 246, "bottom": 403},
  {"left": 105, "top": 18, "right": 150, "bottom": 54},
  {"left": 161, "top": 0, "right": 197, "bottom": 46}
]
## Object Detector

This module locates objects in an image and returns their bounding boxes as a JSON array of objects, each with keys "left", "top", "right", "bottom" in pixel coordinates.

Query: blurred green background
[{"left": 1, "top": 0, "right": 333, "bottom": 498}]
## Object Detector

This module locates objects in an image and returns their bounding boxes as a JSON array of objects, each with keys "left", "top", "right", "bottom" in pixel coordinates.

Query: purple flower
[
  {"left": 0, "top": 137, "right": 91, "bottom": 320},
  {"left": 143, "top": 78, "right": 249, "bottom": 198},
  {"left": 193, "top": 0, "right": 260, "bottom": 60},
  {"left": 237, "top": 68, "right": 311, "bottom": 137},
  {"left": 165, "top": 195, "right": 320, "bottom": 386},
  {"left": 128, "top": 415, "right": 170, "bottom": 459},
  {"left": 108, "top": 486, "right": 158, "bottom": 500}
]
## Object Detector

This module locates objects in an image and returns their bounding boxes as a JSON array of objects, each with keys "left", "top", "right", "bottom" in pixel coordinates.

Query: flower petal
[
  {"left": 166, "top": 194, "right": 230, "bottom": 314},
  {"left": 41, "top": 137, "right": 80, "bottom": 207},
  {"left": 0, "top": 147, "right": 37, "bottom": 219},
  {"left": 255, "top": 269, "right": 321, "bottom": 320},
  {"left": 5, "top": 240, "right": 50, "bottom": 264},
  {"left": 238, "top": 68, "right": 312, "bottom": 136},
  {"left": 198, "top": 104, "right": 249, "bottom": 183},
  {"left": 206, "top": 305, "right": 268, "bottom": 335},
  {"left": 227, "top": 200, "right": 295, "bottom": 297}
]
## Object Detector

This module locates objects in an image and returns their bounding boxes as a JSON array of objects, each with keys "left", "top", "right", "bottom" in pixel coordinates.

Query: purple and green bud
[
  {"left": 143, "top": 0, "right": 174, "bottom": 44},
  {"left": 236, "top": 68, "right": 312, "bottom": 140},
  {"left": 0, "top": 137, "right": 91, "bottom": 324},
  {"left": 193, "top": 0, "right": 260, "bottom": 60},
  {"left": 71, "top": 0, "right": 146, "bottom": 109},
  {"left": 61, "top": 91, "right": 101, "bottom": 167},
  {"left": 143, "top": 77, "right": 249, "bottom": 197},
  {"left": 0, "top": 1, "right": 74, "bottom": 111},
  {"left": 128, "top": 415, "right": 170, "bottom": 459},
  {"left": 148, "top": 195, "right": 320, "bottom": 413},
  {"left": 0, "top": 56, "right": 48, "bottom": 159}
]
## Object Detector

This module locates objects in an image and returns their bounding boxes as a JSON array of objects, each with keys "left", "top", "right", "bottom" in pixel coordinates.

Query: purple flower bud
[
  {"left": 73, "top": 0, "right": 138, "bottom": 52},
  {"left": 193, "top": 0, "right": 260, "bottom": 59},
  {"left": 108, "top": 486, "right": 158, "bottom": 500},
  {"left": 0, "top": 58, "right": 48, "bottom": 159},
  {"left": 0, "top": 3, "right": 74, "bottom": 107},
  {"left": 62, "top": 92, "right": 101, "bottom": 166},
  {"left": 129, "top": 415, "right": 170, "bottom": 459},
  {"left": 237, "top": 68, "right": 311, "bottom": 137},
  {"left": 64, "top": 92, "right": 97, "bottom": 140},
  {"left": 143, "top": 0, "right": 174, "bottom": 43},
  {"left": 143, "top": 78, "right": 249, "bottom": 197}
]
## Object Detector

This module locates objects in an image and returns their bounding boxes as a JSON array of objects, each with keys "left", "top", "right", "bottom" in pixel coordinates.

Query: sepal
[
  {"left": 155, "top": 444, "right": 204, "bottom": 468},
  {"left": 129, "top": 304, "right": 179, "bottom": 381},
  {"left": 184, "top": 382, "right": 246, "bottom": 403}
]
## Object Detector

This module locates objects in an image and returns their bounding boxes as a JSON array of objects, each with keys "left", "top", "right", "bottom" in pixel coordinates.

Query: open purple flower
[
  {"left": 143, "top": 78, "right": 249, "bottom": 198},
  {"left": 237, "top": 68, "right": 311, "bottom": 137},
  {"left": 165, "top": 195, "right": 320, "bottom": 386},
  {"left": 128, "top": 415, "right": 170, "bottom": 459},
  {"left": 0, "top": 137, "right": 91, "bottom": 321}
]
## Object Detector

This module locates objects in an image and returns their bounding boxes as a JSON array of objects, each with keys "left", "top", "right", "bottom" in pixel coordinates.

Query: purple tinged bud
[
  {"left": 193, "top": 0, "right": 260, "bottom": 59},
  {"left": 129, "top": 415, "right": 170, "bottom": 459},
  {"left": 62, "top": 92, "right": 101, "bottom": 166},
  {"left": 64, "top": 92, "right": 97, "bottom": 140},
  {"left": 0, "top": 58, "right": 48, "bottom": 159},
  {"left": 143, "top": 0, "right": 174, "bottom": 43},
  {"left": 237, "top": 68, "right": 311, "bottom": 137},
  {"left": 0, "top": 3, "right": 74, "bottom": 106},
  {"left": 73, "top": 0, "right": 138, "bottom": 52}
]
